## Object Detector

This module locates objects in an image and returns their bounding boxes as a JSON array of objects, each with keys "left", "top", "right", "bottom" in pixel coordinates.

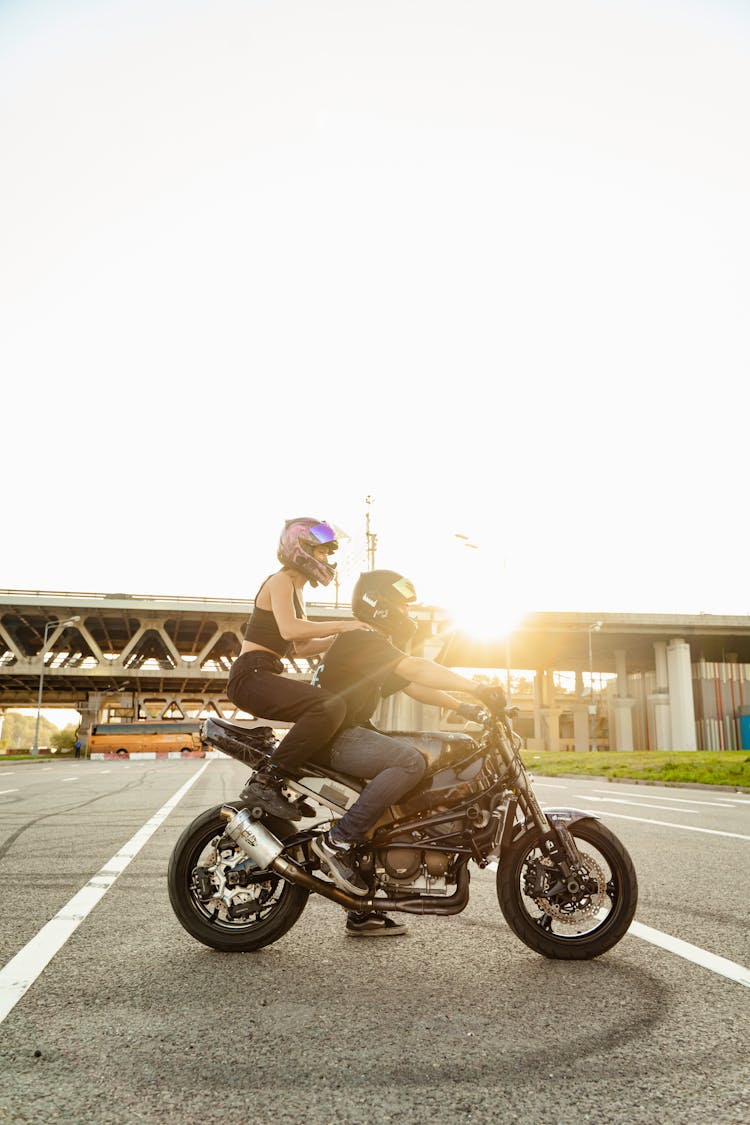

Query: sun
[
  {"left": 421, "top": 536, "right": 527, "bottom": 644},
  {"left": 446, "top": 585, "right": 524, "bottom": 643}
]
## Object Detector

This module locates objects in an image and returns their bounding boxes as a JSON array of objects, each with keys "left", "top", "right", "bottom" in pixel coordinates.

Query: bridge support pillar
[
  {"left": 667, "top": 638, "right": 697, "bottom": 750},
  {"left": 76, "top": 696, "right": 100, "bottom": 756},
  {"left": 376, "top": 693, "right": 441, "bottom": 732},
  {"left": 649, "top": 692, "right": 672, "bottom": 750},
  {"left": 647, "top": 641, "right": 672, "bottom": 750},
  {"left": 612, "top": 698, "right": 636, "bottom": 751},
  {"left": 573, "top": 705, "right": 590, "bottom": 753},
  {"left": 532, "top": 670, "right": 544, "bottom": 747},
  {"left": 654, "top": 643, "right": 669, "bottom": 691},
  {"left": 612, "top": 649, "right": 636, "bottom": 750},
  {"left": 541, "top": 707, "right": 561, "bottom": 752}
]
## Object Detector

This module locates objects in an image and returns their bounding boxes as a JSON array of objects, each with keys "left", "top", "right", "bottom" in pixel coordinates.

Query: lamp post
[
  {"left": 365, "top": 495, "right": 377, "bottom": 571},
  {"left": 32, "top": 616, "right": 81, "bottom": 755},
  {"left": 587, "top": 621, "right": 603, "bottom": 752},
  {"left": 452, "top": 533, "right": 513, "bottom": 698}
]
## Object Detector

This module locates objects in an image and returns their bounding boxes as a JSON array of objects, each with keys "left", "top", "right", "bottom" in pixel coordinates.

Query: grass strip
[{"left": 520, "top": 749, "right": 750, "bottom": 788}]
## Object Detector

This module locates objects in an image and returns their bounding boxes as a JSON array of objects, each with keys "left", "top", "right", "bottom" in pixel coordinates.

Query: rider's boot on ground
[{"left": 345, "top": 911, "right": 406, "bottom": 937}]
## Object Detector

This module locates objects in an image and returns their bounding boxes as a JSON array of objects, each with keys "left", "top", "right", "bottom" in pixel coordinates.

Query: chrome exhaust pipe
[
  {"left": 220, "top": 806, "right": 364, "bottom": 907},
  {"left": 220, "top": 806, "right": 285, "bottom": 869}
]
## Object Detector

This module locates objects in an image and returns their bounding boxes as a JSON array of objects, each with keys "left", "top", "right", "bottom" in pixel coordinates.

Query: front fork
[
  {"left": 495, "top": 725, "right": 587, "bottom": 877},
  {"left": 539, "top": 822, "right": 585, "bottom": 893},
  {"left": 506, "top": 796, "right": 592, "bottom": 906}
]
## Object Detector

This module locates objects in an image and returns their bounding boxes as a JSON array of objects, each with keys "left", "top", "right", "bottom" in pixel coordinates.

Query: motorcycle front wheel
[
  {"left": 497, "top": 817, "right": 637, "bottom": 960},
  {"left": 168, "top": 804, "right": 308, "bottom": 952}
]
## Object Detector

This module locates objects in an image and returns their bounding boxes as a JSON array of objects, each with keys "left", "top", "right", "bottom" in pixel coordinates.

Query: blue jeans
[{"left": 329, "top": 727, "right": 427, "bottom": 841}]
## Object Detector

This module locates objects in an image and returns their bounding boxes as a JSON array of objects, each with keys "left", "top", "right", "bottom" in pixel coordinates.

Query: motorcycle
[{"left": 168, "top": 708, "right": 638, "bottom": 959}]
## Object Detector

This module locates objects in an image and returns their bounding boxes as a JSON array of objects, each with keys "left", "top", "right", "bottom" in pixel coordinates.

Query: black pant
[{"left": 226, "top": 651, "right": 346, "bottom": 770}]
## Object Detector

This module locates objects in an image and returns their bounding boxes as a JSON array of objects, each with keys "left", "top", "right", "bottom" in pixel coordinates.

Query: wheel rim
[
  {"left": 185, "top": 821, "right": 291, "bottom": 934},
  {"left": 514, "top": 829, "right": 623, "bottom": 942}
]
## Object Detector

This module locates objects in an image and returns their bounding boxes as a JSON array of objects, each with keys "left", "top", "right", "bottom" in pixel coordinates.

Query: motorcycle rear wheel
[
  {"left": 497, "top": 817, "right": 637, "bottom": 960},
  {"left": 168, "top": 804, "right": 308, "bottom": 952}
]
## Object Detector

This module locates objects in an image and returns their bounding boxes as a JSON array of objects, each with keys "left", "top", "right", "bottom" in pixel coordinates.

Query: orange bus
[{"left": 88, "top": 721, "right": 204, "bottom": 760}]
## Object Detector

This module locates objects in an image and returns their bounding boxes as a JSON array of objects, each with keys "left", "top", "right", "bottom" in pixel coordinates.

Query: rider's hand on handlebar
[
  {"left": 473, "top": 683, "right": 507, "bottom": 716},
  {"left": 454, "top": 702, "right": 484, "bottom": 723}
]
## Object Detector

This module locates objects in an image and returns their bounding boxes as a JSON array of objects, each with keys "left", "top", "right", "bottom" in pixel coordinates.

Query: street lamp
[
  {"left": 365, "top": 495, "right": 378, "bottom": 571},
  {"left": 32, "top": 616, "right": 81, "bottom": 755},
  {"left": 587, "top": 621, "right": 603, "bottom": 752}
]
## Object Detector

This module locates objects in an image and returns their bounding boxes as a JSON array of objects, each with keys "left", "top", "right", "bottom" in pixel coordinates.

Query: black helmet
[{"left": 351, "top": 570, "right": 418, "bottom": 646}]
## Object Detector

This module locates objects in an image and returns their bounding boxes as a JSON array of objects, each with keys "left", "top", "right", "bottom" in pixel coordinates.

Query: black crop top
[{"left": 242, "top": 577, "right": 304, "bottom": 658}]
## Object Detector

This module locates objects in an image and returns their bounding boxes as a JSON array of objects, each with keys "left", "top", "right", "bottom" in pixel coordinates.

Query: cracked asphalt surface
[{"left": 1, "top": 758, "right": 748, "bottom": 1124}]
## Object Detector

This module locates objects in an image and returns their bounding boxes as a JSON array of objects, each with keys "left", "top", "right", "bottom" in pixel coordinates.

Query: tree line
[{"left": 0, "top": 712, "right": 78, "bottom": 752}]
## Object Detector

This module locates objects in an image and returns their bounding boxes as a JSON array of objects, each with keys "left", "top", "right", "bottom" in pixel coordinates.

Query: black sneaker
[
  {"left": 311, "top": 831, "right": 369, "bottom": 897},
  {"left": 239, "top": 770, "right": 298, "bottom": 820},
  {"left": 345, "top": 911, "right": 407, "bottom": 937}
]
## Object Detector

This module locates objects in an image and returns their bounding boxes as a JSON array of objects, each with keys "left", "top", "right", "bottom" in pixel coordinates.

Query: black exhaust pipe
[
  {"left": 271, "top": 853, "right": 471, "bottom": 916},
  {"left": 220, "top": 805, "right": 471, "bottom": 917}
]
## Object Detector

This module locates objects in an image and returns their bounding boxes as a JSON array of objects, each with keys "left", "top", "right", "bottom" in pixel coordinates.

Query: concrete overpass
[
  {"left": 436, "top": 611, "right": 750, "bottom": 671},
  {"left": 1, "top": 590, "right": 749, "bottom": 753},
  {"left": 426, "top": 611, "right": 750, "bottom": 754}
]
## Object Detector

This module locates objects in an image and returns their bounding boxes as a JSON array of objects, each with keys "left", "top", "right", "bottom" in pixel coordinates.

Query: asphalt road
[{"left": 0, "top": 758, "right": 748, "bottom": 1125}]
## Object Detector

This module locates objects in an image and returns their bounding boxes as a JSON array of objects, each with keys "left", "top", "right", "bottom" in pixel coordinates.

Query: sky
[{"left": 3, "top": 0, "right": 750, "bottom": 643}]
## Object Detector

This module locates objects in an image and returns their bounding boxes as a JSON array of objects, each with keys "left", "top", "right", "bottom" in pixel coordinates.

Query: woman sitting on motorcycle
[{"left": 227, "top": 517, "right": 370, "bottom": 818}]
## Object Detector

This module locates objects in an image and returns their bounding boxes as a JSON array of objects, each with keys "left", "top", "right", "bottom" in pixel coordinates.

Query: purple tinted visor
[{"left": 309, "top": 522, "right": 338, "bottom": 545}]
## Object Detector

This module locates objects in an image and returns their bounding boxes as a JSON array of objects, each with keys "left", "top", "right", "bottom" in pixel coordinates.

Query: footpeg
[
  {"left": 239, "top": 776, "right": 298, "bottom": 819},
  {"left": 293, "top": 798, "right": 317, "bottom": 818}
]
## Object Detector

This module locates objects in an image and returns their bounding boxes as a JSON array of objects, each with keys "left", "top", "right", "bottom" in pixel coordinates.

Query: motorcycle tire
[
  {"left": 168, "top": 803, "right": 308, "bottom": 952},
  {"left": 496, "top": 817, "right": 637, "bottom": 960}
]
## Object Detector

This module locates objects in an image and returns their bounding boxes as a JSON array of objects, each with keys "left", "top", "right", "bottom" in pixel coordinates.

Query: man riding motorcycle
[{"left": 310, "top": 569, "right": 507, "bottom": 898}]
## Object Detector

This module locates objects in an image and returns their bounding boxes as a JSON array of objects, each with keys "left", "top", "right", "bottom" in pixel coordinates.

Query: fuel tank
[
  {"left": 388, "top": 731, "right": 477, "bottom": 773},
  {"left": 399, "top": 753, "right": 486, "bottom": 813}
]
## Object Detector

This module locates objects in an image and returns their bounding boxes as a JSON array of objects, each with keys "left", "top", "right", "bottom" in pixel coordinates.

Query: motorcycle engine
[
  {"left": 382, "top": 847, "right": 449, "bottom": 880},
  {"left": 374, "top": 844, "right": 453, "bottom": 894}
]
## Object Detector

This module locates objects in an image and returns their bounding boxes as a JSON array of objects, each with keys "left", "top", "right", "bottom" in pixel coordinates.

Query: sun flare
[
  {"left": 446, "top": 588, "right": 524, "bottom": 643},
  {"left": 425, "top": 538, "right": 527, "bottom": 644}
]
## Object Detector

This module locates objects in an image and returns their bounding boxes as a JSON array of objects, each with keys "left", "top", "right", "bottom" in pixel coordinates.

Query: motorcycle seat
[
  {"left": 201, "top": 717, "right": 277, "bottom": 764},
  {"left": 203, "top": 718, "right": 475, "bottom": 783},
  {"left": 205, "top": 716, "right": 275, "bottom": 742}
]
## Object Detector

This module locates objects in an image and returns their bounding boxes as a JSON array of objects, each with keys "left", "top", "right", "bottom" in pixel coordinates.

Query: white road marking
[
  {"left": 530, "top": 781, "right": 750, "bottom": 807},
  {"left": 590, "top": 789, "right": 735, "bottom": 808},
  {"left": 576, "top": 807, "right": 750, "bottom": 841},
  {"left": 629, "top": 922, "right": 750, "bottom": 988},
  {"left": 484, "top": 863, "right": 749, "bottom": 987},
  {"left": 0, "top": 762, "right": 211, "bottom": 1025},
  {"left": 575, "top": 794, "right": 699, "bottom": 814},
  {"left": 62, "top": 778, "right": 79, "bottom": 783},
  {"left": 0, "top": 790, "right": 18, "bottom": 796}
]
